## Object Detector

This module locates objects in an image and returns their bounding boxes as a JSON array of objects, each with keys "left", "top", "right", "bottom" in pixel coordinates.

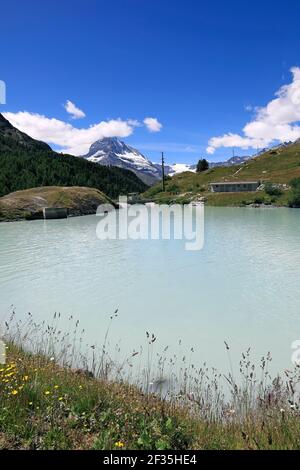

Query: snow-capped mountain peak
[
  {"left": 83, "top": 137, "right": 161, "bottom": 185},
  {"left": 165, "top": 163, "right": 196, "bottom": 176}
]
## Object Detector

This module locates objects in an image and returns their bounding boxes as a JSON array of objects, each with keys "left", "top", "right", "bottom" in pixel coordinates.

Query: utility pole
[{"left": 161, "top": 151, "right": 165, "bottom": 191}]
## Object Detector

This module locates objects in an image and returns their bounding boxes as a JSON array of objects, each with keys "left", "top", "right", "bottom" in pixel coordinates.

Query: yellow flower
[
  {"left": 58, "top": 397, "right": 63, "bottom": 401},
  {"left": 29, "top": 402, "right": 33, "bottom": 406},
  {"left": 44, "top": 391, "right": 50, "bottom": 395},
  {"left": 115, "top": 441, "right": 124, "bottom": 448},
  {"left": 23, "top": 375, "right": 29, "bottom": 381},
  {"left": 11, "top": 390, "right": 18, "bottom": 395},
  {"left": 54, "top": 385, "right": 59, "bottom": 389}
]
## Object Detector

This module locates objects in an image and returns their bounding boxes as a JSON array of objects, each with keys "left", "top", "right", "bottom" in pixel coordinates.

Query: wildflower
[
  {"left": 23, "top": 375, "right": 29, "bottom": 381},
  {"left": 58, "top": 397, "right": 63, "bottom": 401},
  {"left": 44, "top": 391, "right": 50, "bottom": 395},
  {"left": 5, "top": 372, "right": 14, "bottom": 377},
  {"left": 54, "top": 385, "right": 59, "bottom": 389},
  {"left": 11, "top": 390, "right": 18, "bottom": 395},
  {"left": 29, "top": 402, "right": 33, "bottom": 406},
  {"left": 115, "top": 441, "right": 124, "bottom": 448}
]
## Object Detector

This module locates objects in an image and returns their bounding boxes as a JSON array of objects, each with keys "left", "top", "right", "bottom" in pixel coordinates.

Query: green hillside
[
  {"left": 0, "top": 114, "right": 147, "bottom": 199},
  {"left": 143, "top": 141, "right": 300, "bottom": 206},
  {"left": 0, "top": 186, "right": 116, "bottom": 222}
]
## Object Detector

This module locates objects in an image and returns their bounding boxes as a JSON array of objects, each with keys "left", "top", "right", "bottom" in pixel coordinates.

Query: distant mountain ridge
[
  {"left": 84, "top": 137, "right": 202, "bottom": 181},
  {"left": 210, "top": 155, "right": 252, "bottom": 167},
  {"left": 82, "top": 137, "right": 257, "bottom": 182},
  {"left": 163, "top": 163, "right": 196, "bottom": 175}
]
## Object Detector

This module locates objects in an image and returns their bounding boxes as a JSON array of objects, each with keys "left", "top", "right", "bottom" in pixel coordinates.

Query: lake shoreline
[{"left": 0, "top": 200, "right": 296, "bottom": 224}]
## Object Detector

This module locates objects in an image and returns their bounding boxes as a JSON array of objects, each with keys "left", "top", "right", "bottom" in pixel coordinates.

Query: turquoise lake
[{"left": 0, "top": 207, "right": 300, "bottom": 377}]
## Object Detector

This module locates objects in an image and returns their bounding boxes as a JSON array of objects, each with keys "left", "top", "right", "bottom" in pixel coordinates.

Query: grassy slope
[
  {"left": 1, "top": 344, "right": 300, "bottom": 450},
  {"left": 143, "top": 141, "right": 300, "bottom": 206},
  {"left": 0, "top": 186, "right": 115, "bottom": 222},
  {"left": 0, "top": 344, "right": 194, "bottom": 450}
]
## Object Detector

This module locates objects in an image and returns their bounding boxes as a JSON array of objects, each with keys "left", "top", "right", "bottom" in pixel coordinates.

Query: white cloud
[
  {"left": 3, "top": 111, "right": 139, "bottom": 155},
  {"left": 207, "top": 67, "right": 300, "bottom": 154},
  {"left": 127, "top": 119, "right": 142, "bottom": 127},
  {"left": 64, "top": 100, "right": 86, "bottom": 119},
  {"left": 143, "top": 117, "right": 162, "bottom": 133}
]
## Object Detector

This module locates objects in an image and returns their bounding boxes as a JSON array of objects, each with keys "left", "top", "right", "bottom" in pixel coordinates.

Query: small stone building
[
  {"left": 210, "top": 181, "right": 260, "bottom": 193},
  {"left": 43, "top": 207, "right": 68, "bottom": 219}
]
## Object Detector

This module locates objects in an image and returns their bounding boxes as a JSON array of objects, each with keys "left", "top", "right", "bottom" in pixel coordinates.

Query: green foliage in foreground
[
  {"left": 264, "top": 182, "right": 283, "bottom": 197},
  {"left": 0, "top": 133, "right": 147, "bottom": 198},
  {"left": 0, "top": 345, "right": 194, "bottom": 450},
  {"left": 2, "top": 345, "right": 300, "bottom": 450}
]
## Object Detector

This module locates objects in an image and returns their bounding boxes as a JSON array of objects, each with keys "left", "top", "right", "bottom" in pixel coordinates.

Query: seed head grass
[{"left": 1, "top": 311, "right": 300, "bottom": 450}]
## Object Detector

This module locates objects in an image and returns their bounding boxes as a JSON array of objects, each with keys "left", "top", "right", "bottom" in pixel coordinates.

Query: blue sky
[{"left": 1, "top": 0, "right": 300, "bottom": 163}]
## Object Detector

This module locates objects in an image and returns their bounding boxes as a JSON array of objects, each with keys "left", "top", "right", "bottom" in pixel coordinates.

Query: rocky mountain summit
[{"left": 83, "top": 137, "right": 162, "bottom": 185}]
